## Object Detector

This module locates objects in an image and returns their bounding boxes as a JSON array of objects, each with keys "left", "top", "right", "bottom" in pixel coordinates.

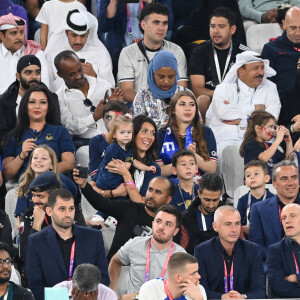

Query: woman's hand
[
  {"left": 106, "top": 159, "right": 130, "bottom": 176},
  {"left": 21, "top": 138, "right": 36, "bottom": 159},
  {"left": 113, "top": 183, "right": 128, "bottom": 197},
  {"left": 275, "top": 125, "right": 287, "bottom": 143},
  {"left": 73, "top": 167, "right": 87, "bottom": 189},
  {"left": 187, "top": 142, "right": 196, "bottom": 153}
]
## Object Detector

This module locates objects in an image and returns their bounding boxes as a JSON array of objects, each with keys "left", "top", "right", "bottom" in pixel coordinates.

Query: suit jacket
[
  {"left": 194, "top": 236, "right": 265, "bottom": 299},
  {"left": 267, "top": 238, "right": 300, "bottom": 298},
  {"left": 249, "top": 195, "right": 300, "bottom": 260},
  {"left": 26, "top": 224, "right": 109, "bottom": 300}
]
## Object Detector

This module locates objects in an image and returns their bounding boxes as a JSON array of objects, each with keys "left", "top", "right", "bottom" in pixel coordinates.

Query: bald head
[
  {"left": 283, "top": 7, "right": 300, "bottom": 44},
  {"left": 214, "top": 205, "right": 240, "bottom": 224},
  {"left": 281, "top": 203, "right": 300, "bottom": 242}
]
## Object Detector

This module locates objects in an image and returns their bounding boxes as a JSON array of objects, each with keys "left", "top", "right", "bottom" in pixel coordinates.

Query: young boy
[
  {"left": 238, "top": 160, "right": 275, "bottom": 236},
  {"left": 171, "top": 149, "right": 199, "bottom": 212}
]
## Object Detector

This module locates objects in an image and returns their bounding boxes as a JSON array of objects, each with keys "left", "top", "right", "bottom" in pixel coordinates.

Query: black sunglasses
[{"left": 83, "top": 98, "right": 96, "bottom": 113}]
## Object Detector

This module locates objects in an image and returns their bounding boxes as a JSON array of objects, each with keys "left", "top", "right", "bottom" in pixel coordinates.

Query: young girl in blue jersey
[
  {"left": 240, "top": 110, "right": 293, "bottom": 177},
  {"left": 96, "top": 115, "right": 156, "bottom": 191}
]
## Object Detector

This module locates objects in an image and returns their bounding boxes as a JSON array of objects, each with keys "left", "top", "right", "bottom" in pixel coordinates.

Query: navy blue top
[
  {"left": 237, "top": 189, "right": 275, "bottom": 226},
  {"left": 96, "top": 142, "right": 133, "bottom": 190},
  {"left": 89, "top": 133, "right": 109, "bottom": 179},
  {"left": 171, "top": 183, "right": 199, "bottom": 212},
  {"left": 244, "top": 140, "right": 285, "bottom": 178},
  {"left": 2, "top": 123, "right": 75, "bottom": 179},
  {"left": 15, "top": 173, "right": 78, "bottom": 216}
]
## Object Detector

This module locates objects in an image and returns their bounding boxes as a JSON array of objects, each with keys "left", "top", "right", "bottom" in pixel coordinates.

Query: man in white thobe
[{"left": 208, "top": 51, "right": 281, "bottom": 156}]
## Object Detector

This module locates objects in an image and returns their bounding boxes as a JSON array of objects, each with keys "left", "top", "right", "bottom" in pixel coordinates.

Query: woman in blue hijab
[{"left": 133, "top": 50, "right": 188, "bottom": 129}]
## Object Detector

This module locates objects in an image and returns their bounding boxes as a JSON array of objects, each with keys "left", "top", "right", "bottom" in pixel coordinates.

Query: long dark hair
[
  {"left": 132, "top": 115, "right": 158, "bottom": 165},
  {"left": 165, "top": 90, "right": 209, "bottom": 161},
  {"left": 239, "top": 110, "right": 276, "bottom": 157},
  {"left": 2, "top": 85, "right": 60, "bottom": 146}
]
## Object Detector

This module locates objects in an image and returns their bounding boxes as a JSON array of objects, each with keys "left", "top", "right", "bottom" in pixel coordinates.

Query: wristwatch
[
  {"left": 135, "top": 294, "right": 139, "bottom": 299},
  {"left": 243, "top": 294, "right": 248, "bottom": 299}
]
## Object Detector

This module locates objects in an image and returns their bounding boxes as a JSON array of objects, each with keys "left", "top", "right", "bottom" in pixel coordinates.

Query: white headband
[{"left": 0, "top": 24, "right": 17, "bottom": 30}]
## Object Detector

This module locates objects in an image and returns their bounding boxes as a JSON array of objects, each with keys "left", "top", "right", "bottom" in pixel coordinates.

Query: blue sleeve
[
  {"left": 244, "top": 140, "right": 264, "bottom": 165},
  {"left": 249, "top": 203, "right": 266, "bottom": 260},
  {"left": 194, "top": 246, "right": 222, "bottom": 299},
  {"left": 96, "top": 231, "right": 110, "bottom": 286},
  {"left": 89, "top": 135, "right": 105, "bottom": 176},
  {"left": 15, "top": 195, "right": 31, "bottom": 217},
  {"left": 245, "top": 244, "right": 266, "bottom": 299},
  {"left": 203, "top": 126, "right": 218, "bottom": 161},
  {"left": 60, "top": 173, "right": 78, "bottom": 199},
  {"left": 59, "top": 126, "right": 75, "bottom": 154},
  {"left": 267, "top": 244, "right": 300, "bottom": 297},
  {"left": 2, "top": 137, "right": 17, "bottom": 159},
  {"left": 99, "top": 0, "right": 124, "bottom": 33},
  {"left": 237, "top": 194, "right": 248, "bottom": 226},
  {"left": 26, "top": 236, "right": 45, "bottom": 300},
  {"left": 139, "top": 162, "right": 161, "bottom": 196}
]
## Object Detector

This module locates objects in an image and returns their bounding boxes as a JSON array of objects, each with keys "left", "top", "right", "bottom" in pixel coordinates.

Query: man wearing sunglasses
[
  {"left": 0, "top": 242, "right": 34, "bottom": 299},
  {"left": 54, "top": 50, "right": 123, "bottom": 150}
]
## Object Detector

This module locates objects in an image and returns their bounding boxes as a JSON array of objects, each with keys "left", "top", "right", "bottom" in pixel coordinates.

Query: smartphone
[
  {"left": 76, "top": 166, "right": 89, "bottom": 178},
  {"left": 79, "top": 58, "right": 86, "bottom": 63}
]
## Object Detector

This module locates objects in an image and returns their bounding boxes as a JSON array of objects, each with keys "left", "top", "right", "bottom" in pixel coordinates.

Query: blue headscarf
[{"left": 147, "top": 50, "right": 179, "bottom": 99}]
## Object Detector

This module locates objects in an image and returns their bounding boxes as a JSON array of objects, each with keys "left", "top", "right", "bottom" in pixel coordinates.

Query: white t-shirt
[
  {"left": 139, "top": 278, "right": 207, "bottom": 300},
  {"left": 36, "top": 0, "right": 87, "bottom": 40}
]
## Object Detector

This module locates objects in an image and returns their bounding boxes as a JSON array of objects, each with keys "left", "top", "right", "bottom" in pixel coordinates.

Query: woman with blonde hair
[{"left": 14, "top": 144, "right": 77, "bottom": 221}]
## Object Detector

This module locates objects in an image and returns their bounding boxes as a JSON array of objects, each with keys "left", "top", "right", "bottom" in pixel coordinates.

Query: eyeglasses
[
  {"left": 83, "top": 99, "right": 96, "bottom": 113},
  {"left": 0, "top": 258, "right": 13, "bottom": 267}
]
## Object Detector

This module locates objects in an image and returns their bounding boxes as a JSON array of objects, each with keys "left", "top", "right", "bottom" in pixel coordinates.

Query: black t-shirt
[
  {"left": 189, "top": 39, "right": 248, "bottom": 89},
  {"left": 82, "top": 183, "right": 154, "bottom": 261}
]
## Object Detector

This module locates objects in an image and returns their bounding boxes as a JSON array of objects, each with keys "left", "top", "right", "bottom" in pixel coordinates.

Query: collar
[
  {"left": 1, "top": 43, "right": 24, "bottom": 57},
  {"left": 217, "top": 236, "right": 236, "bottom": 257},
  {"left": 287, "top": 237, "right": 300, "bottom": 247},
  {"left": 277, "top": 194, "right": 300, "bottom": 206},
  {"left": 237, "top": 78, "right": 255, "bottom": 94},
  {"left": 282, "top": 30, "right": 300, "bottom": 48}
]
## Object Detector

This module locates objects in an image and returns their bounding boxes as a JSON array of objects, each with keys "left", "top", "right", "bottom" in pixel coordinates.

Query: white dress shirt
[{"left": 56, "top": 75, "right": 112, "bottom": 138}]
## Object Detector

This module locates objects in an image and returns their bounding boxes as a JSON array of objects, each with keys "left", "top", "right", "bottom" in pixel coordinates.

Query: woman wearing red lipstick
[
  {"left": 157, "top": 90, "right": 218, "bottom": 181},
  {"left": 1, "top": 85, "right": 75, "bottom": 180}
]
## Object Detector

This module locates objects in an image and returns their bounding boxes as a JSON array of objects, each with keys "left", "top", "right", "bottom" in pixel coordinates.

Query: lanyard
[
  {"left": 223, "top": 255, "right": 234, "bottom": 293},
  {"left": 246, "top": 191, "right": 267, "bottom": 224},
  {"left": 68, "top": 241, "right": 76, "bottom": 279},
  {"left": 292, "top": 251, "right": 300, "bottom": 274},
  {"left": 145, "top": 239, "right": 174, "bottom": 282},
  {"left": 279, "top": 204, "right": 282, "bottom": 223},
  {"left": 164, "top": 280, "right": 173, "bottom": 300},
  {"left": 44, "top": 215, "right": 50, "bottom": 226},
  {"left": 126, "top": 1, "right": 144, "bottom": 36},
  {"left": 178, "top": 184, "right": 195, "bottom": 209},
  {"left": 200, "top": 211, "right": 208, "bottom": 231},
  {"left": 213, "top": 42, "right": 233, "bottom": 83}
]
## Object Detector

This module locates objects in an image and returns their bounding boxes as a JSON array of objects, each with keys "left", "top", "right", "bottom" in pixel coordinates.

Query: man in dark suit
[
  {"left": 26, "top": 189, "right": 109, "bottom": 300},
  {"left": 194, "top": 205, "right": 265, "bottom": 299},
  {"left": 250, "top": 160, "right": 300, "bottom": 260},
  {"left": 267, "top": 203, "right": 300, "bottom": 297}
]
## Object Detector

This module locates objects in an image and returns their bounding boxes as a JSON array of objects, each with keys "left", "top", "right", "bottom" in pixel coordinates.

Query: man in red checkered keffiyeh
[{"left": 0, "top": 13, "right": 40, "bottom": 55}]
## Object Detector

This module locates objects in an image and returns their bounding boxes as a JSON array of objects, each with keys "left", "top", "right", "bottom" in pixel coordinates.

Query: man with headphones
[{"left": 181, "top": 173, "right": 223, "bottom": 254}]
